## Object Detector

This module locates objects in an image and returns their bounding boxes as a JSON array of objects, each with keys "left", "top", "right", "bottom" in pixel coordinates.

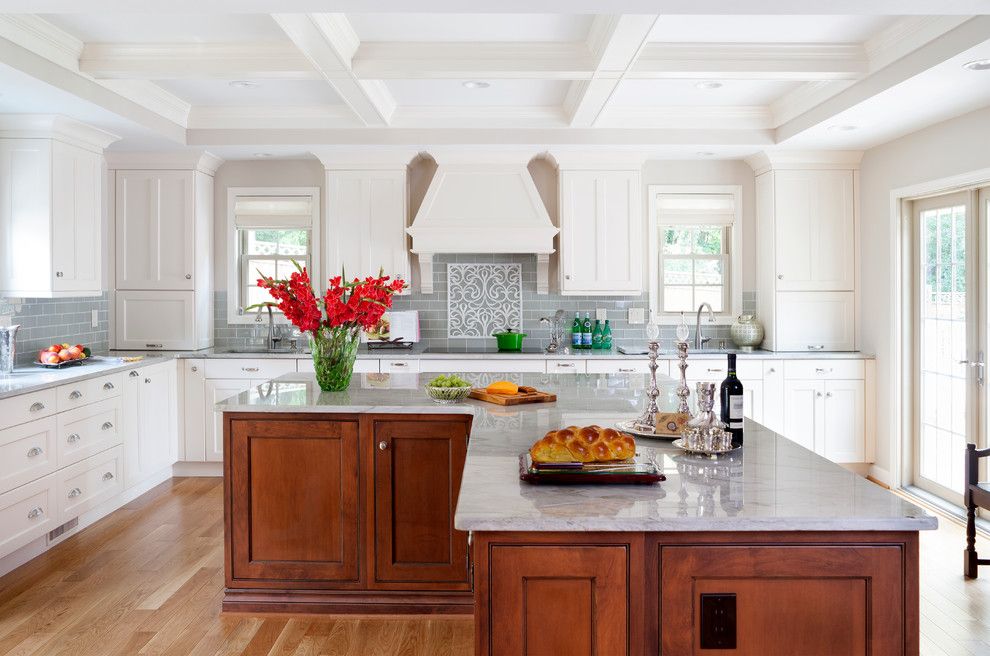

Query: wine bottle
[
  {"left": 720, "top": 353, "right": 744, "bottom": 447},
  {"left": 571, "top": 312, "right": 582, "bottom": 349},
  {"left": 592, "top": 320, "right": 603, "bottom": 349},
  {"left": 602, "top": 319, "right": 613, "bottom": 351},
  {"left": 582, "top": 312, "right": 593, "bottom": 349}
]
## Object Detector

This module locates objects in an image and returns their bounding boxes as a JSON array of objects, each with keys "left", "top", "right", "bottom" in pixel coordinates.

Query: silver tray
[
  {"left": 33, "top": 357, "right": 90, "bottom": 369},
  {"left": 672, "top": 438, "right": 741, "bottom": 456},
  {"left": 615, "top": 420, "right": 679, "bottom": 440}
]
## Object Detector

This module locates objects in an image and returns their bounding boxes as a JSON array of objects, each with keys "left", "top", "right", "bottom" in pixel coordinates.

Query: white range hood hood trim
[{"left": 407, "top": 151, "right": 559, "bottom": 294}]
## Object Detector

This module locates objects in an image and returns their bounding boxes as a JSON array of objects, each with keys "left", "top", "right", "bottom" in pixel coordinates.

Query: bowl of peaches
[{"left": 35, "top": 343, "right": 91, "bottom": 368}]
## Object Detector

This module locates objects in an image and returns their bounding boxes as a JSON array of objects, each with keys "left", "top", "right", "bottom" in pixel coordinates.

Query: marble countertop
[
  {"left": 0, "top": 355, "right": 172, "bottom": 400},
  {"left": 218, "top": 372, "right": 934, "bottom": 533}
]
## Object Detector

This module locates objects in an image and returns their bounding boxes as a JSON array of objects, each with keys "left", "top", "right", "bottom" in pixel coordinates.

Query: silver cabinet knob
[
  {"left": 185, "top": 274, "right": 192, "bottom": 279},
  {"left": 29, "top": 402, "right": 45, "bottom": 412},
  {"left": 825, "top": 392, "right": 833, "bottom": 398},
  {"left": 27, "top": 447, "right": 43, "bottom": 458},
  {"left": 565, "top": 275, "right": 571, "bottom": 280},
  {"left": 101, "top": 422, "right": 114, "bottom": 431},
  {"left": 767, "top": 367, "right": 776, "bottom": 374},
  {"left": 378, "top": 441, "right": 388, "bottom": 451},
  {"left": 191, "top": 366, "right": 198, "bottom": 372},
  {"left": 67, "top": 487, "right": 82, "bottom": 498},
  {"left": 69, "top": 390, "right": 83, "bottom": 400},
  {"left": 816, "top": 392, "right": 823, "bottom": 398},
  {"left": 777, "top": 274, "right": 783, "bottom": 279},
  {"left": 55, "top": 271, "right": 63, "bottom": 278},
  {"left": 129, "top": 371, "right": 139, "bottom": 378},
  {"left": 145, "top": 378, "right": 151, "bottom": 384},
  {"left": 27, "top": 507, "right": 44, "bottom": 519},
  {"left": 67, "top": 433, "right": 80, "bottom": 443},
  {"left": 103, "top": 382, "right": 115, "bottom": 390},
  {"left": 102, "top": 472, "right": 114, "bottom": 481}
]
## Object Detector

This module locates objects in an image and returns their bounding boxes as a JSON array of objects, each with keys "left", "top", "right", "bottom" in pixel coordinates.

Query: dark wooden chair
[{"left": 965, "top": 443, "right": 990, "bottom": 578}]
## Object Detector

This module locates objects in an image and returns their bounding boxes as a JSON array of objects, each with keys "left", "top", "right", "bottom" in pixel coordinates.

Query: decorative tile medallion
[{"left": 447, "top": 263, "right": 522, "bottom": 338}]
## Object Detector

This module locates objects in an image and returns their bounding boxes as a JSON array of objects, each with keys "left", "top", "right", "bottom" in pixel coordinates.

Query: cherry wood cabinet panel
[
  {"left": 370, "top": 417, "right": 470, "bottom": 588},
  {"left": 227, "top": 417, "right": 360, "bottom": 585}
]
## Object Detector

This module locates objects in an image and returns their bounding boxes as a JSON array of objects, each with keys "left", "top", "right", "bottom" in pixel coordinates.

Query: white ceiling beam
[
  {"left": 630, "top": 44, "right": 866, "bottom": 80},
  {"left": 775, "top": 14, "right": 990, "bottom": 142},
  {"left": 273, "top": 13, "right": 396, "bottom": 127},
  {"left": 564, "top": 14, "right": 659, "bottom": 128},
  {"left": 80, "top": 43, "right": 319, "bottom": 80}
]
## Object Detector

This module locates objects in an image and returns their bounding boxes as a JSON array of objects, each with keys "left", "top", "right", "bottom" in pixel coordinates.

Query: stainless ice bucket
[{"left": 0, "top": 324, "right": 19, "bottom": 375}]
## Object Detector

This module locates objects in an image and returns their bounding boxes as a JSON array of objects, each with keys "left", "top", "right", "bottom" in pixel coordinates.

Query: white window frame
[
  {"left": 648, "top": 184, "right": 743, "bottom": 325},
  {"left": 226, "top": 186, "right": 321, "bottom": 325}
]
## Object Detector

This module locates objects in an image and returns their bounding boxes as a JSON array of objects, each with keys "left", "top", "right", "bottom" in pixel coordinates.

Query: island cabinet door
[
  {"left": 227, "top": 417, "right": 360, "bottom": 584},
  {"left": 371, "top": 418, "right": 470, "bottom": 588}
]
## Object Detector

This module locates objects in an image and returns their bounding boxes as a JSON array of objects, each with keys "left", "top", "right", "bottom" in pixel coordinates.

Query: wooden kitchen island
[{"left": 218, "top": 372, "right": 935, "bottom": 655}]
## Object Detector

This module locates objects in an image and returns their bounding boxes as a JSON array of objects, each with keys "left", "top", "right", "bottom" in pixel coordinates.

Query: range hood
[{"left": 406, "top": 151, "right": 558, "bottom": 294}]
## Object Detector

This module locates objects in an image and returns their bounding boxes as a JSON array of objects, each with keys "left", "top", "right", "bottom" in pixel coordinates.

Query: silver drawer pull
[
  {"left": 378, "top": 441, "right": 388, "bottom": 451},
  {"left": 103, "top": 382, "right": 115, "bottom": 390},
  {"left": 27, "top": 446, "right": 44, "bottom": 458},
  {"left": 68, "top": 390, "right": 83, "bottom": 400},
  {"left": 27, "top": 507, "right": 44, "bottom": 520},
  {"left": 555, "top": 363, "right": 575, "bottom": 368},
  {"left": 241, "top": 367, "right": 260, "bottom": 372},
  {"left": 101, "top": 422, "right": 114, "bottom": 431},
  {"left": 102, "top": 472, "right": 114, "bottom": 481},
  {"left": 29, "top": 402, "right": 45, "bottom": 412},
  {"left": 129, "top": 371, "right": 139, "bottom": 378},
  {"left": 67, "top": 433, "right": 81, "bottom": 443},
  {"left": 67, "top": 487, "right": 82, "bottom": 498},
  {"left": 807, "top": 345, "right": 825, "bottom": 350},
  {"left": 145, "top": 343, "right": 163, "bottom": 349},
  {"left": 389, "top": 362, "right": 407, "bottom": 367},
  {"left": 706, "top": 368, "right": 723, "bottom": 373},
  {"left": 617, "top": 368, "right": 636, "bottom": 373},
  {"left": 815, "top": 367, "right": 832, "bottom": 374}
]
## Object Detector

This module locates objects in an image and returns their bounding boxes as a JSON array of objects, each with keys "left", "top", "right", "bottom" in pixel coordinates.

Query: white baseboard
[
  {"left": 868, "top": 465, "right": 892, "bottom": 487},
  {"left": 0, "top": 468, "right": 174, "bottom": 578},
  {"left": 172, "top": 461, "right": 222, "bottom": 477}
]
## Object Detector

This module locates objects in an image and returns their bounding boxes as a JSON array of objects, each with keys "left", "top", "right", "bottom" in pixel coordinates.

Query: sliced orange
[{"left": 485, "top": 381, "right": 519, "bottom": 395}]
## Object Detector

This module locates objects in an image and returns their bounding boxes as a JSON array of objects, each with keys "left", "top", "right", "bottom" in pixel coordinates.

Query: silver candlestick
[
  {"left": 675, "top": 341, "right": 692, "bottom": 415},
  {"left": 632, "top": 340, "right": 662, "bottom": 432}
]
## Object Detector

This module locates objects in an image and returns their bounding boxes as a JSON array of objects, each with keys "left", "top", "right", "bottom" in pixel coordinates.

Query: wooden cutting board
[{"left": 469, "top": 385, "right": 557, "bottom": 406}]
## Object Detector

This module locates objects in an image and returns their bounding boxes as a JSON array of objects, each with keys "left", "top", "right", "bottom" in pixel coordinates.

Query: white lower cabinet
[
  {"left": 743, "top": 380, "right": 764, "bottom": 424},
  {"left": 586, "top": 360, "right": 657, "bottom": 375},
  {"left": 783, "top": 380, "right": 820, "bottom": 453},
  {"left": 761, "top": 362, "right": 785, "bottom": 434},
  {"left": 781, "top": 378, "right": 865, "bottom": 463},
  {"left": 0, "top": 474, "right": 58, "bottom": 559},
  {"left": 123, "top": 361, "right": 178, "bottom": 487},
  {"left": 56, "top": 398, "right": 121, "bottom": 468},
  {"left": 0, "top": 418, "right": 57, "bottom": 496},
  {"left": 546, "top": 360, "right": 586, "bottom": 374},
  {"left": 298, "top": 358, "right": 379, "bottom": 374},
  {"left": 204, "top": 378, "right": 257, "bottom": 462},
  {"left": 57, "top": 445, "right": 124, "bottom": 523},
  {"left": 182, "top": 359, "right": 207, "bottom": 462}
]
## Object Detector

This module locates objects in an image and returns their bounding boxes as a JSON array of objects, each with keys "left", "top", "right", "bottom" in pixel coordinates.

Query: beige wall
[
  {"left": 212, "top": 158, "right": 326, "bottom": 290},
  {"left": 859, "top": 105, "right": 990, "bottom": 482}
]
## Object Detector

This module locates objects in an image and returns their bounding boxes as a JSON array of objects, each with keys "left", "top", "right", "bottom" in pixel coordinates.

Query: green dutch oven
[{"left": 492, "top": 328, "right": 526, "bottom": 352}]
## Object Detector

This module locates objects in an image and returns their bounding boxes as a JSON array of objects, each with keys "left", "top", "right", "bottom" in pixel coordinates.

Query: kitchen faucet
[
  {"left": 695, "top": 302, "right": 715, "bottom": 350},
  {"left": 264, "top": 304, "right": 283, "bottom": 350}
]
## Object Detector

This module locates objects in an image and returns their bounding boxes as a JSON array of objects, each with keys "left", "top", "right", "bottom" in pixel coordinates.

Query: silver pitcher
[{"left": 0, "top": 324, "right": 19, "bottom": 375}]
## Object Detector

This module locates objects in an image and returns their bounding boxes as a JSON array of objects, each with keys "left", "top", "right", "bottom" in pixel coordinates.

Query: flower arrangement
[{"left": 254, "top": 262, "right": 406, "bottom": 391}]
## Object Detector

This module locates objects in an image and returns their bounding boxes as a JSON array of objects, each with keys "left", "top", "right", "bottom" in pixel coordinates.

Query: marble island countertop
[{"left": 218, "top": 372, "right": 935, "bottom": 534}]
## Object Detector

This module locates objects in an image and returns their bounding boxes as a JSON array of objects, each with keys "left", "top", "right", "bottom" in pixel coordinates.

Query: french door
[{"left": 911, "top": 188, "right": 989, "bottom": 503}]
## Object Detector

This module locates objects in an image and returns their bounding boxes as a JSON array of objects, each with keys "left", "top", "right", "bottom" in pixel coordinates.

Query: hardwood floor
[{"left": 0, "top": 476, "right": 989, "bottom": 655}]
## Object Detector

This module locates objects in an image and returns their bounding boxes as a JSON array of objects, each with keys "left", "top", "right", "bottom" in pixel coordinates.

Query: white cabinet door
[
  {"left": 298, "top": 358, "right": 379, "bottom": 374},
  {"left": 204, "top": 379, "right": 255, "bottom": 462},
  {"left": 51, "top": 142, "right": 102, "bottom": 294},
  {"left": 775, "top": 291, "right": 855, "bottom": 352},
  {"left": 743, "top": 379, "right": 764, "bottom": 424},
  {"left": 774, "top": 169, "right": 854, "bottom": 292},
  {"left": 822, "top": 379, "right": 865, "bottom": 463},
  {"left": 761, "top": 362, "right": 785, "bottom": 434},
  {"left": 123, "top": 363, "right": 177, "bottom": 487},
  {"left": 559, "top": 170, "right": 642, "bottom": 295},
  {"left": 115, "top": 290, "right": 196, "bottom": 350},
  {"left": 115, "top": 170, "right": 195, "bottom": 290},
  {"left": 181, "top": 360, "right": 207, "bottom": 462},
  {"left": 0, "top": 139, "right": 51, "bottom": 296},
  {"left": 782, "top": 380, "right": 822, "bottom": 452},
  {"left": 327, "top": 170, "right": 409, "bottom": 284}
]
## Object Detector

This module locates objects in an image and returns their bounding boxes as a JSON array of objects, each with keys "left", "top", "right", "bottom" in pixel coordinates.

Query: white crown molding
[
  {"left": 188, "top": 105, "right": 359, "bottom": 130},
  {"left": 80, "top": 42, "right": 318, "bottom": 80},
  {"left": 598, "top": 106, "right": 773, "bottom": 130},
  {"left": 311, "top": 147, "right": 419, "bottom": 169},
  {"left": 0, "top": 14, "right": 82, "bottom": 70},
  {"left": 546, "top": 149, "right": 648, "bottom": 169},
  {"left": 744, "top": 149, "right": 864, "bottom": 175},
  {"left": 864, "top": 15, "right": 972, "bottom": 72},
  {"left": 632, "top": 43, "right": 866, "bottom": 80},
  {"left": 0, "top": 114, "right": 120, "bottom": 150},
  {"left": 105, "top": 150, "right": 224, "bottom": 175},
  {"left": 98, "top": 79, "right": 192, "bottom": 126}
]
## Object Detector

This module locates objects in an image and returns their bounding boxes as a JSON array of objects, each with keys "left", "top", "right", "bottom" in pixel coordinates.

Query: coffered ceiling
[{"left": 0, "top": 3, "right": 988, "bottom": 158}]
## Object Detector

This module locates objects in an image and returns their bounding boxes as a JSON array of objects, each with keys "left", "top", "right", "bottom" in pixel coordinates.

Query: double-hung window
[
  {"left": 649, "top": 186, "right": 742, "bottom": 322},
  {"left": 227, "top": 188, "right": 320, "bottom": 322}
]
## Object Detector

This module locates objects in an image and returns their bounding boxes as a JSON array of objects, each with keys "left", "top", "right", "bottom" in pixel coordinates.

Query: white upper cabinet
[
  {"left": 0, "top": 117, "right": 117, "bottom": 298},
  {"left": 774, "top": 169, "right": 855, "bottom": 291},
  {"left": 115, "top": 170, "right": 196, "bottom": 291},
  {"left": 327, "top": 169, "right": 409, "bottom": 284},
  {"left": 558, "top": 167, "right": 642, "bottom": 295}
]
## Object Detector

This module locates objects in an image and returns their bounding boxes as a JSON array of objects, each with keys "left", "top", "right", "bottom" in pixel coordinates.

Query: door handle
[{"left": 960, "top": 353, "right": 986, "bottom": 385}]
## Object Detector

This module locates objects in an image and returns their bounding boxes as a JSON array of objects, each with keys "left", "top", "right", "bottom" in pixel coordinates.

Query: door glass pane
[{"left": 918, "top": 203, "right": 968, "bottom": 494}]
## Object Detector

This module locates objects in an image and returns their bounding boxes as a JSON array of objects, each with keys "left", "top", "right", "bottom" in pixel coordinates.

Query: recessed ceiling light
[
  {"left": 963, "top": 59, "right": 990, "bottom": 71},
  {"left": 229, "top": 80, "right": 259, "bottom": 89},
  {"left": 695, "top": 81, "right": 723, "bottom": 90},
  {"left": 462, "top": 80, "right": 490, "bottom": 89},
  {"left": 253, "top": 152, "right": 273, "bottom": 158},
  {"left": 696, "top": 151, "right": 715, "bottom": 157},
  {"left": 827, "top": 124, "right": 858, "bottom": 132}
]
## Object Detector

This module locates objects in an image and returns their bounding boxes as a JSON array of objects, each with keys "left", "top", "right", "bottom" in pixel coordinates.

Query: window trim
[
  {"left": 648, "top": 184, "right": 743, "bottom": 325},
  {"left": 226, "top": 186, "right": 321, "bottom": 325}
]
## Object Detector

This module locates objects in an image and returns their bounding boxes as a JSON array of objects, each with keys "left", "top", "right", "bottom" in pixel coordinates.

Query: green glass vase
[{"left": 310, "top": 326, "right": 361, "bottom": 392}]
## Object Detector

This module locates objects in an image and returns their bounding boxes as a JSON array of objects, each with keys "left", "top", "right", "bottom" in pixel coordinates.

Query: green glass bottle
[
  {"left": 602, "top": 319, "right": 613, "bottom": 351},
  {"left": 592, "top": 320, "right": 603, "bottom": 349},
  {"left": 582, "top": 312, "right": 593, "bottom": 349},
  {"left": 571, "top": 312, "right": 582, "bottom": 349}
]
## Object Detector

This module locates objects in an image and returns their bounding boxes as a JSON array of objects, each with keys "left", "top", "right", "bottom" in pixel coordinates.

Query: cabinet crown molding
[
  {"left": 546, "top": 150, "right": 648, "bottom": 170},
  {"left": 745, "top": 150, "right": 864, "bottom": 175},
  {"left": 311, "top": 148, "right": 419, "bottom": 170},
  {"left": 104, "top": 151, "right": 224, "bottom": 175},
  {"left": 0, "top": 114, "right": 119, "bottom": 152}
]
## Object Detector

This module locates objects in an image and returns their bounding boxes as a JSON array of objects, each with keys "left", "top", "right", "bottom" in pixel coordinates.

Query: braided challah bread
[{"left": 529, "top": 425, "right": 636, "bottom": 463}]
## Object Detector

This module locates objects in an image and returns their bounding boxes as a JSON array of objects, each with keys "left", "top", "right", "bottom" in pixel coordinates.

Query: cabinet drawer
[
  {"left": 0, "top": 417, "right": 58, "bottom": 496},
  {"left": 0, "top": 389, "right": 56, "bottom": 431},
  {"left": 419, "top": 359, "right": 544, "bottom": 374},
  {"left": 380, "top": 358, "right": 421, "bottom": 373},
  {"left": 56, "top": 372, "right": 123, "bottom": 411},
  {"left": 56, "top": 398, "right": 122, "bottom": 467},
  {"left": 784, "top": 360, "right": 865, "bottom": 380},
  {"left": 204, "top": 358, "right": 296, "bottom": 380},
  {"left": 546, "top": 360, "right": 586, "bottom": 374},
  {"left": 57, "top": 446, "right": 123, "bottom": 524},
  {"left": 0, "top": 474, "right": 58, "bottom": 560},
  {"left": 587, "top": 360, "right": 651, "bottom": 374}
]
